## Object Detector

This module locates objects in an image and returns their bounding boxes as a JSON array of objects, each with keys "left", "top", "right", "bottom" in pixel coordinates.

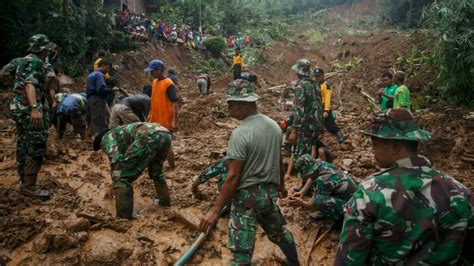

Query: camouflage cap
[
  {"left": 226, "top": 79, "right": 261, "bottom": 102},
  {"left": 362, "top": 108, "right": 431, "bottom": 141},
  {"left": 291, "top": 58, "right": 311, "bottom": 77},
  {"left": 28, "top": 34, "right": 54, "bottom": 53},
  {"left": 295, "top": 154, "right": 323, "bottom": 178}
]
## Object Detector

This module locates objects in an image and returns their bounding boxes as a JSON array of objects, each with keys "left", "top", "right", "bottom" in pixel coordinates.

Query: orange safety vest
[{"left": 149, "top": 78, "right": 174, "bottom": 130}]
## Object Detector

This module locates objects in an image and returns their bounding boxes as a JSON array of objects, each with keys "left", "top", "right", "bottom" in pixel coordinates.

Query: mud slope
[{"left": 1, "top": 0, "right": 472, "bottom": 265}]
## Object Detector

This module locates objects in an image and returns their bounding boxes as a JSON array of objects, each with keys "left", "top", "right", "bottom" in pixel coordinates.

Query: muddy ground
[{"left": 0, "top": 1, "right": 472, "bottom": 265}]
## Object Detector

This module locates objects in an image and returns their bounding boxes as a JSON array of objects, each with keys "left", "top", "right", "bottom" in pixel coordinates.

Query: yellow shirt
[
  {"left": 232, "top": 55, "right": 244, "bottom": 66},
  {"left": 320, "top": 81, "right": 331, "bottom": 111},
  {"left": 93, "top": 58, "right": 111, "bottom": 79}
]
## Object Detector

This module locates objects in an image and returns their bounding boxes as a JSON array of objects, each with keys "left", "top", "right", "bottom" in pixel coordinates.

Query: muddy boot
[
  {"left": 336, "top": 131, "right": 346, "bottom": 144},
  {"left": 153, "top": 179, "right": 171, "bottom": 206},
  {"left": 114, "top": 186, "right": 134, "bottom": 219},
  {"left": 278, "top": 242, "right": 299, "bottom": 266},
  {"left": 19, "top": 174, "right": 50, "bottom": 200}
]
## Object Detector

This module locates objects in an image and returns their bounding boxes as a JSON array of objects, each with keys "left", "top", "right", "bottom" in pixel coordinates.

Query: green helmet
[
  {"left": 291, "top": 58, "right": 311, "bottom": 77},
  {"left": 362, "top": 109, "right": 431, "bottom": 141},
  {"left": 295, "top": 154, "right": 323, "bottom": 178},
  {"left": 28, "top": 34, "right": 54, "bottom": 53},
  {"left": 226, "top": 79, "right": 261, "bottom": 102}
]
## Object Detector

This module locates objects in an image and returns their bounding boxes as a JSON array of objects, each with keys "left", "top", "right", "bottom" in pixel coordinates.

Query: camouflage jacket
[
  {"left": 198, "top": 159, "right": 228, "bottom": 185},
  {"left": 292, "top": 78, "right": 323, "bottom": 132},
  {"left": 312, "top": 162, "right": 356, "bottom": 200},
  {"left": 335, "top": 156, "right": 474, "bottom": 265},
  {"left": 10, "top": 54, "right": 49, "bottom": 113},
  {"left": 102, "top": 122, "right": 170, "bottom": 165}
]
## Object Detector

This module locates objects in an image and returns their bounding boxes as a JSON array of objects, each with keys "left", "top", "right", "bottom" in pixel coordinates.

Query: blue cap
[{"left": 144, "top": 59, "right": 165, "bottom": 72}]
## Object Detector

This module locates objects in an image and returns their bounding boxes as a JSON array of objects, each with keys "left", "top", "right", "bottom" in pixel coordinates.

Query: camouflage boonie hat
[
  {"left": 226, "top": 79, "right": 261, "bottom": 102},
  {"left": 28, "top": 34, "right": 54, "bottom": 53},
  {"left": 362, "top": 109, "right": 431, "bottom": 141},
  {"left": 291, "top": 58, "right": 311, "bottom": 77},
  {"left": 295, "top": 154, "right": 323, "bottom": 178}
]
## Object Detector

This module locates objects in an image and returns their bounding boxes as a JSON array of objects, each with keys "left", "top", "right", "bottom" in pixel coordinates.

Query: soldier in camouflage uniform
[
  {"left": 191, "top": 158, "right": 229, "bottom": 196},
  {"left": 287, "top": 154, "right": 356, "bottom": 222},
  {"left": 288, "top": 58, "right": 323, "bottom": 161},
  {"left": 10, "top": 34, "right": 55, "bottom": 200},
  {"left": 93, "top": 122, "right": 172, "bottom": 219},
  {"left": 335, "top": 108, "right": 474, "bottom": 265},
  {"left": 199, "top": 80, "right": 299, "bottom": 265}
]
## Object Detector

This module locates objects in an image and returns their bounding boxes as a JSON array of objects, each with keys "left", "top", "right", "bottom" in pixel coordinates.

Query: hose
[{"left": 174, "top": 205, "right": 229, "bottom": 266}]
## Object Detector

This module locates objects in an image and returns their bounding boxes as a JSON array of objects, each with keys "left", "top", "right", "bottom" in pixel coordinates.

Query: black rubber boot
[
  {"left": 153, "top": 179, "right": 171, "bottom": 206},
  {"left": 114, "top": 186, "right": 134, "bottom": 219},
  {"left": 19, "top": 174, "right": 50, "bottom": 201},
  {"left": 278, "top": 242, "right": 300, "bottom": 266}
]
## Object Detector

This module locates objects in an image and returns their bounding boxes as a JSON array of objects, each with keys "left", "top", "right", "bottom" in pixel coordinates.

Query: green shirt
[
  {"left": 393, "top": 84, "right": 410, "bottom": 110},
  {"left": 226, "top": 113, "right": 281, "bottom": 190},
  {"left": 380, "top": 83, "right": 397, "bottom": 110}
]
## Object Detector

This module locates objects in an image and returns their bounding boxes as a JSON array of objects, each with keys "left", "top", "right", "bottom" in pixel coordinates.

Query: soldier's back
[{"left": 355, "top": 155, "right": 473, "bottom": 264}]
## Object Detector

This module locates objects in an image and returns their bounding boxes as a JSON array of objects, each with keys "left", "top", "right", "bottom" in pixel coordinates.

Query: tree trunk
[{"left": 63, "top": 0, "right": 69, "bottom": 16}]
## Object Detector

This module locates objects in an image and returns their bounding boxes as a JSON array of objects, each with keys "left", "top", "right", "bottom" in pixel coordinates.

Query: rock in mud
[
  {"left": 65, "top": 218, "right": 91, "bottom": 232},
  {"left": 82, "top": 231, "right": 133, "bottom": 264}
]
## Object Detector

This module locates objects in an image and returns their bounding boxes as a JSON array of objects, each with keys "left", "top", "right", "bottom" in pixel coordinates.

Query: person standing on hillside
[
  {"left": 93, "top": 51, "right": 116, "bottom": 107},
  {"left": 199, "top": 80, "right": 299, "bottom": 265},
  {"left": 93, "top": 122, "right": 172, "bottom": 219},
  {"left": 335, "top": 109, "right": 474, "bottom": 265},
  {"left": 393, "top": 71, "right": 411, "bottom": 110},
  {"left": 378, "top": 71, "right": 398, "bottom": 110},
  {"left": 232, "top": 48, "right": 244, "bottom": 80},
  {"left": 145, "top": 59, "right": 179, "bottom": 169},
  {"left": 288, "top": 59, "right": 323, "bottom": 160},
  {"left": 313, "top": 68, "right": 345, "bottom": 143},
  {"left": 196, "top": 73, "right": 211, "bottom": 95},
  {"left": 10, "top": 34, "right": 55, "bottom": 200},
  {"left": 86, "top": 60, "right": 117, "bottom": 136}
]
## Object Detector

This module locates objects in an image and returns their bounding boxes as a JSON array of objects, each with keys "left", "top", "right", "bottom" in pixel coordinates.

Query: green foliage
[
  {"left": 306, "top": 29, "right": 325, "bottom": 44},
  {"left": 0, "top": 0, "right": 135, "bottom": 76},
  {"left": 203, "top": 37, "right": 226, "bottom": 58},
  {"left": 378, "top": 0, "right": 433, "bottom": 28},
  {"left": 190, "top": 51, "right": 229, "bottom": 77},
  {"left": 331, "top": 56, "right": 363, "bottom": 72},
  {"left": 242, "top": 48, "right": 268, "bottom": 67},
  {"left": 423, "top": 0, "right": 474, "bottom": 106}
]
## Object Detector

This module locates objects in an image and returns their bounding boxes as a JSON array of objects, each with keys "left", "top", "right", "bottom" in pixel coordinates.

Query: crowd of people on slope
[
  {"left": 2, "top": 33, "right": 473, "bottom": 266},
  {"left": 113, "top": 7, "right": 255, "bottom": 52}
]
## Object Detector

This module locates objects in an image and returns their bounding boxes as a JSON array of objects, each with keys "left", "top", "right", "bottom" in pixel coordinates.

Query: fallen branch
[{"left": 306, "top": 224, "right": 334, "bottom": 265}]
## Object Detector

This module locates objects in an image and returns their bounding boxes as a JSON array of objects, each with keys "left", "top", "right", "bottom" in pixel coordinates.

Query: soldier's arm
[
  {"left": 292, "top": 85, "right": 304, "bottom": 129},
  {"left": 198, "top": 160, "right": 226, "bottom": 183},
  {"left": 334, "top": 186, "right": 375, "bottom": 266}
]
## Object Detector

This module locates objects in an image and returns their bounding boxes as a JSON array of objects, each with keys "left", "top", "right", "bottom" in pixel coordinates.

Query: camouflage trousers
[
  {"left": 228, "top": 183, "right": 295, "bottom": 265},
  {"left": 12, "top": 110, "right": 49, "bottom": 180},
  {"left": 294, "top": 130, "right": 318, "bottom": 160},
  {"left": 312, "top": 194, "right": 350, "bottom": 222},
  {"left": 103, "top": 131, "right": 171, "bottom": 188}
]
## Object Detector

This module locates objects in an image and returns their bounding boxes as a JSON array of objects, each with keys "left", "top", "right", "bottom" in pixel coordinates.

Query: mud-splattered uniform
[
  {"left": 197, "top": 159, "right": 228, "bottom": 191},
  {"left": 101, "top": 122, "right": 171, "bottom": 188},
  {"left": 296, "top": 154, "right": 357, "bottom": 222},
  {"left": 10, "top": 53, "right": 50, "bottom": 181},
  {"left": 292, "top": 78, "right": 323, "bottom": 159}
]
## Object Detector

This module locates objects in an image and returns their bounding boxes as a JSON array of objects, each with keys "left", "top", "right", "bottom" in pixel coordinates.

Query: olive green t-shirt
[{"left": 226, "top": 113, "right": 281, "bottom": 190}]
